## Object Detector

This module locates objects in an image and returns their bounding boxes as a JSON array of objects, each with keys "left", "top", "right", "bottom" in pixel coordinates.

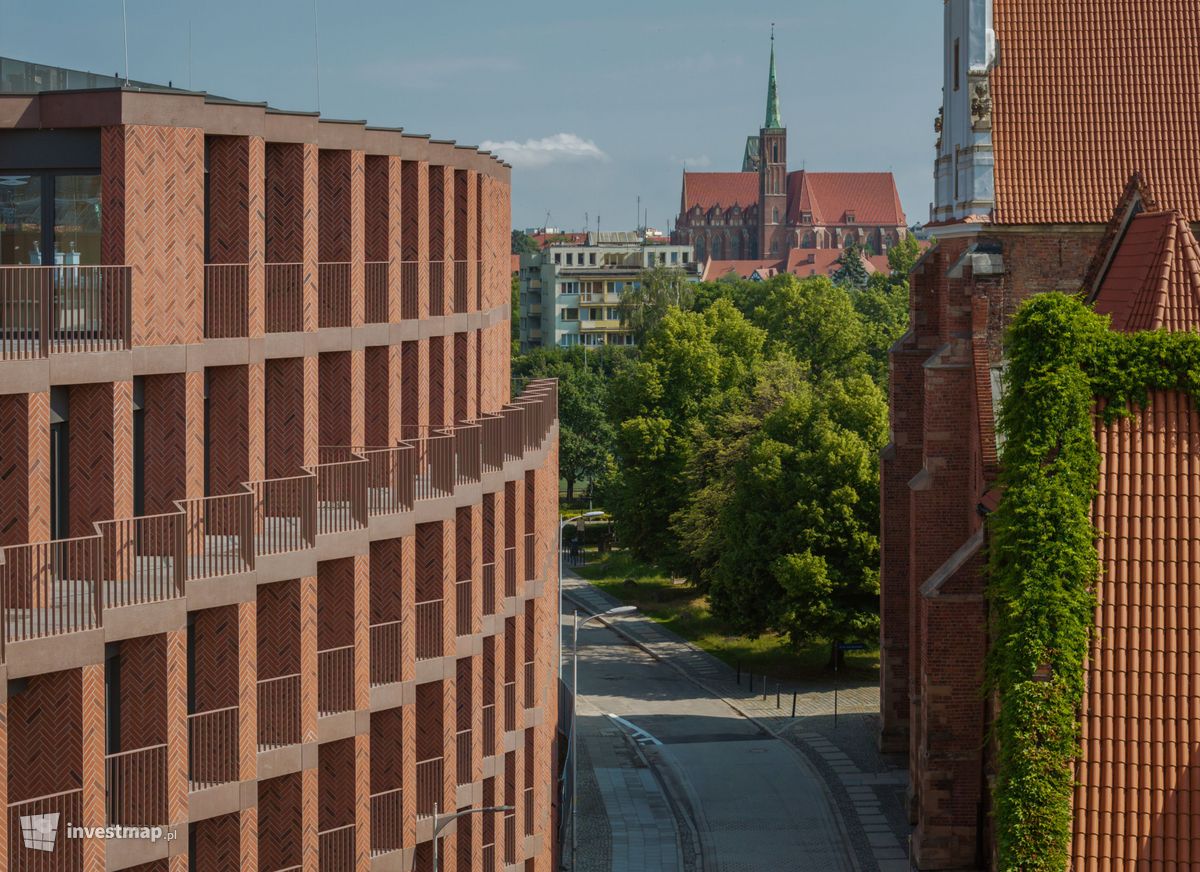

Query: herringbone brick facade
[{"left": 0, "top": 90, "right": 556, "bottom": 872}]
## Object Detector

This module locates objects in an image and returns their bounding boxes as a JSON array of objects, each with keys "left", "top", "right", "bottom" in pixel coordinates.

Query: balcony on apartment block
[{"left": 0, "top": 383, "right": 556, "bottom": 669}]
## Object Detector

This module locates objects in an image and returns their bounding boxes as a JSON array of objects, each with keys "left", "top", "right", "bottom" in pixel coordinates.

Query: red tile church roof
[
  {"left": 992, "top": 0, "right": 1200, "bottom": 224},
  {"left": 681, "top": 170, "right": 905, "bottom": 226},
  {"left": 786, "top": 172, "right": 905, "bottom": 226},
  {"left": 681, "top": 172, "right": 759, "bottom": 211}
]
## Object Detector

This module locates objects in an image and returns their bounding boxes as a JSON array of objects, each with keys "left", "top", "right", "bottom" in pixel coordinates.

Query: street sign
[{"left": 836, "top": 642, "right": 867, "bottom": 652}]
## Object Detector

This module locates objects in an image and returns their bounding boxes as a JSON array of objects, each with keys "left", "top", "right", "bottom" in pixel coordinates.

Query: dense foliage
[
  {"left": 619, "top": 265, "right": 697, "bottom": 344},
  {"left": 511, "top": 230, "right": 539, "bottom": 255},
  {"left": 512, "top": 345, "right": 625, "bottom": 501},
  {"left": 990, "top": 291, "right": 1200, "bottom": 871}
]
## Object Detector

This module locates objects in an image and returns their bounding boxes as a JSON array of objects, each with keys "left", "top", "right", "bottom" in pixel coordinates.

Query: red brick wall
[
  {"left": 193, "top": 812, "right": 244, "bottom": 871},
  {"left": 258, "top": 773, "right": 303, "bottom": 871},
  {"left": 317, "top": 557, "right": 356, "bottom": 649},
  {"left": 67, "top": 380, "right": 133, "bottom": 535},
  {"left": 101, "top": 124, "right": 205, "bottom": 347},
  {"left": 257, "top": 579, "right": 301, "bottom": 679},
  {"left": 7, "top": 669, "right": 82, "bottom": 801},
  {"left": 318, "top": 736, "right": 356, "bottom": 830},
  {"left": 0, "top": 392, "right": 50, "bottom": 545},
  {"left": 142, "top": 371, "right": 204, "bottom": 514},
  {"left": 192, "top": 605, "right": 241, "bottom": 712}
]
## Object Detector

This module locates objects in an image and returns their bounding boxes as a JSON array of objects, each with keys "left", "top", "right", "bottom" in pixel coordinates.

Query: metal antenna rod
[
  {"left": 122, "top": 0, "right": 130, "bottom": 86},
  {"left": 187, "top": 19, "right": 192, "bottom": 89}
]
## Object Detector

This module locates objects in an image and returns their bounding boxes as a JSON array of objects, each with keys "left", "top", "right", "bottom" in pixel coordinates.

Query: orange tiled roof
[
  {"left": 682, "top": 172, "right": 760, "bottom": 212},
  {"left": 992, "top": 0, "right": 1200, "bottom": 224},
  {"left": 787, "top": 172, "right": 906, "bottom": 226},
  {"left": 1092, "top": 211, "right": 1200, "bottom": 333},
  {"left": 701, "top": 259, "right": 782, "bottom": 281},
  {"left": 1074, "top": 208, "right": 1200, "bottom": 870}
]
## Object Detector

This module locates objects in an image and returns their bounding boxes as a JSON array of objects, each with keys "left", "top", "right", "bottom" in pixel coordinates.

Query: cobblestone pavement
[{"left": 563, "top": 570, "right": 913, "bottom": 872}]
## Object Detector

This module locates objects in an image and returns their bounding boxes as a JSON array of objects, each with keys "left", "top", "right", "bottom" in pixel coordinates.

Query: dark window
[
  {"left": 954, "top": 39, "right": 961, "bottom": 91},
  {"left": 0, "top": 170, "right": 101, "bottom": 265}
]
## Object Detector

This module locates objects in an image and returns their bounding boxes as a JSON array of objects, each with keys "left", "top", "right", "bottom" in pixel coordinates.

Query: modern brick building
[
  {"left": 0, "top": 58, "right": 560, "bottom": 871},
  {"left": 882, "top": 2, "right": 1200, "bottom": 868}
]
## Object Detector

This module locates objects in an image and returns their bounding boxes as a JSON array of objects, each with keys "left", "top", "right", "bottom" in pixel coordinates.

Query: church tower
[{"left": 759, "top": 28, "right": 788, "bottom": 260}]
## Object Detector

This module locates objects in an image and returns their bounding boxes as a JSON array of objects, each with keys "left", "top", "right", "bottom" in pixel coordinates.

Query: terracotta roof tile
[
  {"left": 992, "top": 0, "right": 1200, "bottom": 224},
  {"left": 681, "top": 172, "right": 760, "bottom": 212},
  {"left": 1092, "top": 211, "right": 1200, "bottom": 333},
  {"left": 786, "top": 171, "right": 906, "bottom": 226}
]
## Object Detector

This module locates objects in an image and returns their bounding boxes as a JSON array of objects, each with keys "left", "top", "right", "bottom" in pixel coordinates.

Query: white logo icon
[{"left": 19, "top": 813, "right": 59, "bottom": 852}]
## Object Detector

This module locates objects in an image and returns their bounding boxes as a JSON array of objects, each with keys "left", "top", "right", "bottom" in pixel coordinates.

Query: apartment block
[
  {"left": 0, "top": 58, "right": 559, "bottom": 872},
  {"left": 517, "top": 233, "right": 696, "bottom": 350}
]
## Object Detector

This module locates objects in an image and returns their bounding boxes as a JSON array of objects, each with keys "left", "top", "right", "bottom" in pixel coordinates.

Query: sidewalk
[{"left": 562, "top": 570, "right": 912, "bottom": 872}]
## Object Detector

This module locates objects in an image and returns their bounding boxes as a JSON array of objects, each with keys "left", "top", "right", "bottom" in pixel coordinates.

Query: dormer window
[{"left": 845, "top": 211, "right": 856, "bottom": 223}]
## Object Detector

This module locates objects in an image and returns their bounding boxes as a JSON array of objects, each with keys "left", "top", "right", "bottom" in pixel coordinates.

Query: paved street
[{"left": 564, "top": 578, "right": 862, "bottom": 872}]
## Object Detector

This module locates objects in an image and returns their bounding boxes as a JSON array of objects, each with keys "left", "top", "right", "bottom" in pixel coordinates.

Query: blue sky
[{"left": 1, "top": 0, "right": 943, "bottom": 232}]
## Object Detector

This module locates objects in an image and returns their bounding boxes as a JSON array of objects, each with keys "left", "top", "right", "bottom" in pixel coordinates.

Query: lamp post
[
  {"left": 571, "top": 604, "right": 637, "bottom": 869},
  {"left": 431, "top": 802, "right": 513, "bottom": 872},
  {"left": 558, "top": 511, "right": 605, "bottom": 678}
]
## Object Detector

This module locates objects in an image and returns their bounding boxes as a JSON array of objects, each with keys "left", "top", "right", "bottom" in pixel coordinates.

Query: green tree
[
  {"left": 511, "top": 230, "right": 539, "bottom": 255},
  {"left": 512, "top": 346, "right": 620, "bottom": 501},
  {"left": 851, "top": 273, "right": 909, "bottom": 385},
  {"left": 607, "top": 300, "right": 764, "bottom": 562},
  {"left": 747, "top": 274, "right": 870, "bottom": 380},
  {"left": 705, "top": 374, "right": 887, "bottom": 652},
  {"left": 887, "top": 233, "right": 922, "bottom": 277},
  {"left": 832, "top": 242, "right": 871, "bottom": 290},
  {"left": 511, "top": 274, "right": 520, "bottom": 342},
  {"left": 619, "top": 265, "right": 696, "bottom": 344}
]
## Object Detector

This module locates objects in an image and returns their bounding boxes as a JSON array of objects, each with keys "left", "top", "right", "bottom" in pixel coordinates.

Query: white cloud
[{"left": 479, "top": 133, "right": 609, "bottom": 169}]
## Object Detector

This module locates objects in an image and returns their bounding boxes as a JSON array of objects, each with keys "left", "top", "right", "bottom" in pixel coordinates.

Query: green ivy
[{"left": 991, "top": 292, "right": 1200, "bottom": 870}]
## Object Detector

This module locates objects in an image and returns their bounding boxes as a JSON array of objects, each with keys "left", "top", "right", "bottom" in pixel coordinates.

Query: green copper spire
[{"left": 765, "top": 25, "right": 782, "bottom": 130}]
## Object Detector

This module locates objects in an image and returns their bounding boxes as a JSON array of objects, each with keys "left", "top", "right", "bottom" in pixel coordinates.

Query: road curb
[{"left": 563, "top": 586, "right": 865, "bottom": 872}]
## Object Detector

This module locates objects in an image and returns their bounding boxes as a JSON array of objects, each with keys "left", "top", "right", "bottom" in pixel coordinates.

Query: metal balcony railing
[
  {"left": 106, "top": 744, "right": 168, "bottom": 826},
  {"left": 0, "top": 265, "right": 131, "bottom": 359},
  {"left": 204, "top": 263, "right": 250, "bottom": 338},
  {"left": 265, "top": 262, "right": 303, "bottom": 332},
  {"left": 428, "top": 260, "right": 445, "bottom": 316},
  {"left": 0, "top": 382, "right": 560, "bottom": 662},
  {"left": 524, "top": 660, "right": 536, "bottom": 709},
  {"left": 369, "top": 619, "right": 402, "bottom": 686},
  {"left": 415, "top": 757, "right": 442, "bottom": 819},
  {"left": 188, "top": 705, "right": 239, "bottom": 790},
  {"left": 318, "top": 261, "right": 351, "bottom": 328},
  {"left": 9, "top": 789, "right": 83, "bottom": 869},
  {"left": 455, "top": 727, "right": 473, "bottom": 785},
  {"left": 453, "top": 259, "right": 469, "bottom": 314},
  {"left": 370, "top": 786, "right": 403, "bottom": 856},
  {"left": 399, "top": 260, "right": 420, "bottom": 319},
  {"left": 364, "top": 260, "right": 389, "bottom": 324},
  {"left": 504, "top": 680, "right": 517, "bottom": 732},
  {"left": 524, "top": 784, "right": 535, "bottom": 836},
  {"left": 482, "top": 703, "right": 496, "bottom": 757},
  {"left": 317, "top": 644, "right": 355, "bottom": 715},
  {"left": 318, "top": 822, "right": 355, "bottom": 872},
  {"left": 415, "top": 598, "right": 443, "bottom": 661},
  {"left": 504, "top": 809, "right": 517, "bottom": 864},
  {"left": 482, "top": 562, "right": 497, "bottom": 616},
  {"left": 257, "top": 673, "right": 302, "bottom": 750},
  {"left": 455, "top": 578, "right": 473, "bottom": 636}
]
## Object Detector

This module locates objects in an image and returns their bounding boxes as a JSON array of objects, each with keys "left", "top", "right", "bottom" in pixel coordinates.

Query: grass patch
[{"left": 574, "top": 550, "right": 878, "bottom": 683}]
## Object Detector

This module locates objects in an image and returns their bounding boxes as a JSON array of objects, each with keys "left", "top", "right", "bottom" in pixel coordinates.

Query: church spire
[{"left": 765, "top": 25, "right": 783, "bottom": 130}]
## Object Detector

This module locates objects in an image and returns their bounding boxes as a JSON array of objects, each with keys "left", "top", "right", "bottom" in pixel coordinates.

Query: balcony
[
  {"left": 0, "top": 382, "right": 559, "bottom": 665},
  {"left": 257, "top": 673, "right": 302, "bottom": 750},
  {"left": 428, "top": 261, "right": 445, "bottom": 317},
  {"left": 455, "top": 726, "right": 472, "bottom": 785},
  {"left": 317, "top": 645, "right": 355, "bottom": 715},
  {"left": 0, "top": 265, "right": 130, "bottom": 359},
  {"left": 318, "top": 261, "right": 351, "bottom": 328},
  {"left": 455, "top": 577, "right": 473, "bottom": 636},
  {"left": 265, "top": 262, "right": 303, "bottom": 332},
  {"left": 9, "top": 789, "right": 83, "bottom": 868},
  {"left": 482, "top": 562, "right": 497, "bottom": 616},
  {"left": 399, "top": 260, "right": 419, "bottom": 319},
  {"left": 482, "top": 702, "right": 496, "bottom": 756},
  {"left": 524, "top": 784, "right": 535, "bottom": 836},
  {"left": 188, "top": 705, "right": 239, "bottom": 790},
  {"left": 318, "top": 822, "right": 355, "bottom": 872},
  {"left": 370, "top": 786, "right": 403, "bottom": 856},
  {"left": 453, "top": 259, "right": 469, "bottom": 314},
  {"left": 204, "top": 263, "right": 249, "bottom": 338},
  {"left": 503, "top": 680, "right": 516, "bottom": 732},
  {"left": 504, "top": 546, "right": 517, "bottom": 598},
  {"left": 415, "top": 598, "right": 443, "bottom": 661},
  {"left": 364, "top": 260, "right": 389, "bottom": 324},
  {"left": 368, "top": 619, "right": 402, "bottom": 686},
  {"left": 106, "top": 744, "right": 168, "bottom": 826},
  {"left": 415, "top": 756, "right": 443, "bottom": 819},
  {"left": 524, "top": 660, "right": 536, "bottom": 708}
]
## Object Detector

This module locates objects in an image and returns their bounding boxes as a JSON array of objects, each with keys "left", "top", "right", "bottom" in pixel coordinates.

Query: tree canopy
[{"left": 619, "top": 265, "right": 696, "bottom": 345}]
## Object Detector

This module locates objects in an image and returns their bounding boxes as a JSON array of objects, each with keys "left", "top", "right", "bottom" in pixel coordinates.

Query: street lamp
[
  {"left": 570, "top": 604, "right": 637, "bottom": 869},
  {"left": 558, "top": 511, "right": 606, "bottom": 677},
  {"left": 431, "top": 802, "right": 513, "bottom": 872}
]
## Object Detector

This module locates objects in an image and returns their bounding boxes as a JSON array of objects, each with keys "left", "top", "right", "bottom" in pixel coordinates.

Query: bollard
[
  {"left": 776, "top": 683, "right": 781, "bottom": 709},
  {"left": 791, "top": 690, "right": 797, "bottom": 718},
  {"left": 762, "top": 679, "right": 768, "bottom": 701}
]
